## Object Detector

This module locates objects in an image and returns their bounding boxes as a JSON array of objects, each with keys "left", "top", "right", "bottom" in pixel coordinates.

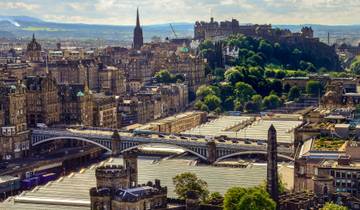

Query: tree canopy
[
  {"left": 288, "top": 86, "right": 301, "bottom": 101},
  {"left": 321, "top": 203, "right": 348, "bottom": 210},
  {"left": 154, "top": 70, "right": 185, "bottom": 84},
  {"left": 172, "top": 172, "right": 209, "bottom": 201},
  {"left": 223, "top": 187, "right": 276, "bottom": 210}
]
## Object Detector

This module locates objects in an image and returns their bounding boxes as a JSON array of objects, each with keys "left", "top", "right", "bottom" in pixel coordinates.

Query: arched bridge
[{"left": 31, "top": 128, "right": 294, "bottom": 163}]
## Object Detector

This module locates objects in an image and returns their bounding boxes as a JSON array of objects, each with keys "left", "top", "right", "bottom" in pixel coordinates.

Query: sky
[{"left": 0, "top": 0, "right": 359, "bottom": 25}]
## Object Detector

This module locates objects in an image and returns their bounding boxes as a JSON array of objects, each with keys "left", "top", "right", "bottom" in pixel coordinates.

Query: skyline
[{"left": 0, "top": 0, "right": 360, "bottom": 26}]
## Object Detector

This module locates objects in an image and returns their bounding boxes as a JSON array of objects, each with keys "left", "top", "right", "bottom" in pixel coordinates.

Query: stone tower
[
  {"left": 26, "top": 34, "right": 42, "bottom": 62},
  {"left": 123, "top": 150, "right": 138, "bottom": 187},
  {"left": 133, "top": 8, "right": 143, "bottom": 50},
  {"left": 267, "top": 125, "right": 279, "bottom": 206},
  {"left": 111, "top": 130, "right": 121, "bottom": 156}
]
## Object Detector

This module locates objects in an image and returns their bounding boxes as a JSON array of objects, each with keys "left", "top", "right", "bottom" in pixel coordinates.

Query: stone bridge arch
[
  {"left": 214, "top": 151, "right": 294, "bottom": 163},
  {"left": 32, "top": 136, "right": 112, "bottom": 152},
  {"left": 120, "top": 143, "right": 208, "bottom": 161}
]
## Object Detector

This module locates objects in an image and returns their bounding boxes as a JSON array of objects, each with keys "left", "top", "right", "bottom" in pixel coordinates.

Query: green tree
[
  {"left": 245, "top": 94, "right": 263, "bottom": 113},
  {"left": 194, "top": 100, "right": 204, "bottom": 110},
  {"left": 206, "top": 192, "right": 224, "bottom": 205},
  {"left": 196, "top": 85, "right": 216, "bottom": 99},
  {"left": 258, "top": 39, "right": 274, "bottom": 57},
  {"left": 225, "top": 67, "right": 243, "bottom": 84},
  {"left": 350, "top": 60, "right": 360, "bottom": 75},
  {"left": 288, "top": 86, "right": 301, "bottom": 101},
  {"left": 234, "top": 82, "right": 256, "bottom": 104},
  {"left": 265, "top": 70, "right": 276, "bottom": 78},
  {"left": 173, "top": 172, "right": 209, "bottom": 201},
  {"left": 224, "top": 187, "right": 275, "bottom": 210},
  {"left": 275, "top": 70, "right": 286, "bottom": 79},
  {"left": 263, "top": 94, "right": 282, "bottom": 109},
  {"left": 321, "top": 203, "right": 348, "bottom": 210},
  {"left": 213, "top": 67, "right": 225, "bottom": 81},
  {"left": 270, "top": 79, "right": 283, "bottom": 96},
  {"left": 306, "top": 80, "right": 323, "bottom": 96},
  {"left": 204, "top": 95, "right": 222, "bottom": 111},
  {"left": 154, "top": 70, "right": 173, "bottom": 83}
]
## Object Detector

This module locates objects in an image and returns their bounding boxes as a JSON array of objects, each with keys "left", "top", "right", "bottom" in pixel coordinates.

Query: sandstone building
[
  {"left": 0, "top": 81, "right": 29, "bottom": 159},
  {"left": 24, "top": 75, "right": 60, "bottom": 127},
  {"left": 58, "top": 83, "right": 93, "bottom": 126},
  {"left": 93, "top": 94, "right": 118, "bottom": 128}
]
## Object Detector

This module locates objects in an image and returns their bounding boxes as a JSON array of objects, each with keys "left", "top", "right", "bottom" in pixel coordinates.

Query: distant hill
[
  {"left": 0, "top": 16, "right": 360, "bottom": 45},
  {"left": 0, "top": 16, "right": 194, "bottom": 42}
]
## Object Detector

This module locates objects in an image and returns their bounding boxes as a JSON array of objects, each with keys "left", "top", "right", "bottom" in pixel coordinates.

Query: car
[{"left": 244, "top": 140, "right": 251, "bottom": 144}]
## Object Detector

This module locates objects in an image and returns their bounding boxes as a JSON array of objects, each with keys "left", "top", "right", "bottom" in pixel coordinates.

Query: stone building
[
  {"left": 194, "top": 17, "right": 318, "bottom": 43},
  {"left": 2, "top": 63, "right": 32, "bottom": 80},
  {"left": 89, "top": 151, "right": 168, "bottom": 210},
  {"left": 47, "top": 60, "right": 88, "bottom": 85},
  {"left": 93, "top": 94, "right": 117, "bottom": 128},
  {"left": 58, "top": 83, "right": 93, "bottom": 126},
  {"left": 118, "top": 51, "right": 152, "bottom": 84},
  {"left": 0, "top": 81, "right": 29, "bottom": 159},
  {"left": 24, "top": 75, "right": 60, "bottom": 127},
  {"left": 98, "top": 64, "right": 126, "bottom": 96},
  {"left": 118, "top": 98, "right": 146, "bottom": 127},
  {"left": 137, "top": 111, "right": 207, "bottom": 134},
  {"left": 26, "top": 34, "right": 42, "bottom": 62}
]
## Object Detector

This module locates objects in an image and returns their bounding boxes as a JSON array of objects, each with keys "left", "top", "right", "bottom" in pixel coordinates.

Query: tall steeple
[
  {"left": 136, "top": 8, "right": 140, "bottom": 27},
  {"left": 133, "top": 7, "right": 143, "bottom": 50},
  {"left": 267, "top": 124, "right": 279, "bottom": 207}
]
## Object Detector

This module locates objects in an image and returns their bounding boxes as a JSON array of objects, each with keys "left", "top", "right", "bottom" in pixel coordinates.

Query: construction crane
[{"left": 170, "top": 24, "right": 178, "bottom": 38}]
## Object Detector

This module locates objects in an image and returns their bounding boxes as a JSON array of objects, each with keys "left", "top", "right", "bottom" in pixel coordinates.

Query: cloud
[
  {"left": 0, "top": 2, "right": 39, "bottom": 11},
  {"left": 0, "top": 0, "right": 359, "bottom": 25}
]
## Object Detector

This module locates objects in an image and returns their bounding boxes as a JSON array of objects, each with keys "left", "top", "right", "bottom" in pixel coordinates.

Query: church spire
[
  {"left": 136, "top": 7, "right": 140, "bottom": 27},
  {"left": 133, "top": 8, "right": 143, "bottom": 50}
]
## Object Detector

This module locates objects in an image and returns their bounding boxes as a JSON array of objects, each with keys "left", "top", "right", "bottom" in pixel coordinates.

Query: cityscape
[{"left": 1, "top": 1, "right": 360, "bottom": 210}]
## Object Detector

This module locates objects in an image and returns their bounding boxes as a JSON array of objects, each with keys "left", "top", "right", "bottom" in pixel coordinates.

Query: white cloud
[
  {"left": 0, "top": 2, "right": 39, "bottom": 11},
  {"left": 0, "top": 0, "right": 360, "bottom": 25}
]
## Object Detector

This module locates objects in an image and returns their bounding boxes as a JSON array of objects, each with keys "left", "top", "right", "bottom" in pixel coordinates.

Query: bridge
[{"left": 30, "top": 128, "right": 294, "bottom": 163}]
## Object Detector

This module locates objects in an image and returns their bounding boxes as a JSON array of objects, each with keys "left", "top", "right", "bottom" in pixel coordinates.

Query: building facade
[
  {"left": 58, "top": 83, "right": 93, "bottom": 126},
  {"left": 93, "top": 94, "right": 118, "bottom": 128},
  {"left": 25, "top": 75, "right": 60, "bottom": 127},
  {"left": 0, "top": 81, "right": 30, "bottom": 159}
]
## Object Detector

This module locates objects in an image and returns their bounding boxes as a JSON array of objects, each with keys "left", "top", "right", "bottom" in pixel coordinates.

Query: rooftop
[
  {"left": 182, "top": 115, "right": 303, "bottom": 143},
  {"left": 0, "top": 157, "right": 292, "bottom": 210}
]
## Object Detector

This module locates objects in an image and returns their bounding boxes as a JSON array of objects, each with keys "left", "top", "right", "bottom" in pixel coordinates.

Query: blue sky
[{"left": 0, "top": 0, "right": 359, "bottom": 25}]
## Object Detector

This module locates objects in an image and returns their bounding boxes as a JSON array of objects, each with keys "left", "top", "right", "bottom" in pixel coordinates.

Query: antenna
[{"left": 170, "top": 24, "right": 178, "bottom": 38}]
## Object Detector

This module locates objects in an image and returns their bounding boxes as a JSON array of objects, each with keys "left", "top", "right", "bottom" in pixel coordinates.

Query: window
[{"left": 347, "top": 172, "right": 352, "bottom": 179}]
